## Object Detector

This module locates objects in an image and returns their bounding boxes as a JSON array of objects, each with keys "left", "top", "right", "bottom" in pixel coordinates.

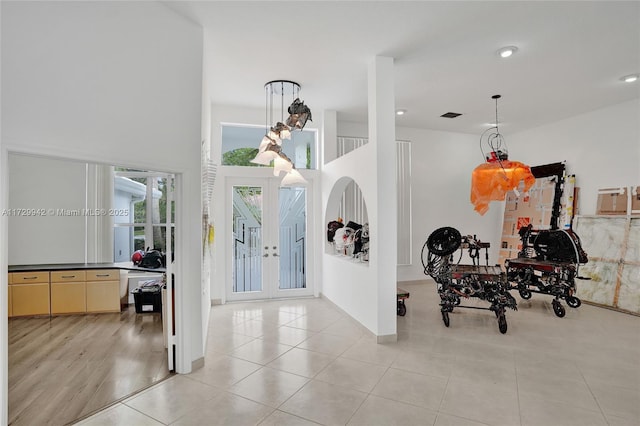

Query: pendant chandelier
[
  {"left": 250, "top": 80, "right": 312, "bottom": 186},
  {"left": 470, "top": 95, "right": 535, "bottom": 215}
]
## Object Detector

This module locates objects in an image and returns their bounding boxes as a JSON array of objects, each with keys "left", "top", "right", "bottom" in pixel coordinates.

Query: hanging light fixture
[
  {"left": 250, "top": 80, "right": 312, "bottom": 186},
  {"left": 470, "top": 95, "right": 535, "bottom": 215}
]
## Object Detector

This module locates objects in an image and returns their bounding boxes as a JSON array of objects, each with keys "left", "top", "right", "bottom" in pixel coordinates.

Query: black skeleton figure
[
  {"left": 422, "top": 227, "right": 517, "bottom": 334},
  {"left": 505, "top": 225, "right": 588, "bottom": 317}
]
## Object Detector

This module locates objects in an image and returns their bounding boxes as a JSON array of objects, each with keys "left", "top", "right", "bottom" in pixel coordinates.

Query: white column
[{"left": 367, "top": 56, "right": 397, "bottom": 341}]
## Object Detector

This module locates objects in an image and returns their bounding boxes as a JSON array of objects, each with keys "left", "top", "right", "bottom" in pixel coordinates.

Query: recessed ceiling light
[
  {"left": 497, "top": 46, "right": 518, "bottom": 58},
  {"left": 396, "top": 109, "right": 407, "bottom": 116},
  {"left": 620, "top": 74, "right": 639, "bottom": 83}
]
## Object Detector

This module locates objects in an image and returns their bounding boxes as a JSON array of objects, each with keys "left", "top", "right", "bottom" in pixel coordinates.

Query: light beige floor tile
[
  {"left": 449, "top": 356, "right": 517, "bottom": 393},
  {"left": 341, "top": 336, "right": 401, "bottom": 366},
  {"left": 579, "top": 360, "right": 640, "bottom": 391},
  {"left": 228, "top": 305, "right": 266, "bottom": 320},
  {"left": 75, "top": 403, "right": 163, "bottom": 426},
  {"left": 347, "top": 394, "right": 437, "bottom": 426},
  {"left": 186, "top": 354, "right": 261, "bottom": 388},
  {"left": 514, "top": 350, "right": 585, "bottom": 383},
  {"left": 397, "top": 332, "right": 454, "bottom": 355},
  {"left": 267, "top": 347, "right": 335, "bottom": 378},
  {"left": 391, "top": 349, "right": 454, "bottom": 379},
  {"left": 321, "top": 319, "right": 366, "bottom": 339},
  {"left": 586, "top": 380, "right": 640, "bottom": 421},
  {"left": 519, "top": 394, "right": 607, "bottom": 426},
  {"left": 123, "top": 375, "right": 220, "bottom": 424},
  {"left": 517, "top": 375, "right": 599, "bottom": 411},
  {"left": 230, "top": 338, "right": 293, "bottom": 365},
  {"left": 297, "top": 332, "right": 355, "bottom": 356},
  {"left": 371, "top": 367, "right": 448, "bottom": 411},
  {"left": 206, "top": 332, "right": 256, "bottom": 354},
  {"left": 270, "top": 300, "right": 314, "bottom": 315},
  {"left": 232, "top": 319, "right": 280, "bottom": 338},
  {"left": 440, "top": 378, "right": 520, "bottom": 426},
  {"left": 285, "top": 315, "right": 339, "bottom": 332},
  {"left": 433, "top": 413, "right": 490, "bottom": 426},
  {"left": 206, "top": 315, "right": 249, "bottom": 335},
  {"left": 255, "top": 310, "right": 303, "bottom": 325},
  {"left": 605, "top": 414, "right": 640, "bottom": 426},
  {"left": 229, "top": 367, "right": 309, "bottom": 408},
  {"left": 315, "top": 357, "right": 388, "bottom": 393},
  {"left": 258, "top": 410, "right": 321, "bottom": 426},
  {"left": 302, "top": 306, "right": 344, "bottom": 320},
  {"left": 274, "top": 299, "right": 325, "bottom": 315},
  {"left": 259, "top": 325, "right": 316, "bottom": 347},
  {"left": 171, "top": 392, "right": 273, "bottom": 425},
  {"left": 279, "top": 380, "right": 367, "bottom": 426}
]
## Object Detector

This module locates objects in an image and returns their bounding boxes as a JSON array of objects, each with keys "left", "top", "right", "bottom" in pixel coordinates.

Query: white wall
[
  {"left": 337, "top": 121, "right": 505, "bottom": 282},
  {"left": 509, "top": 99, "right": 640, "bottom": 215},
  {"left": 1, "top": 3, "right": 204, "bottom": 408},
  {"left": 8, "top": 154, "right": 87, "bottom": 264},
  {"left": 323, "top": 152, "right": 380, "bottom": 332}
]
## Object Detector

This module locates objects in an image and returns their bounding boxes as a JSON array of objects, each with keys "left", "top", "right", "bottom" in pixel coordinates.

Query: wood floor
[{"left": 8, "top": 307, "right": 170, "bottom": 426}]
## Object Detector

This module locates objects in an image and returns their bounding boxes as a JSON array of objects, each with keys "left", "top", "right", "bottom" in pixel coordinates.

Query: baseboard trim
[
  {"left": 211, "top": 298, "right": 223, "bottom": 306},
  {"left": 377, "top": 333, "right": 398, "bottom": 343},
  {"left": 191, "top": 356, "right": 205, "bottom": 371}
]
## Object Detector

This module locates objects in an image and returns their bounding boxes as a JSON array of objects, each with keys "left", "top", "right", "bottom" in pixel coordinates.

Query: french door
[{"left": 227, "top": 177, "right": 313, "bottom": 300}]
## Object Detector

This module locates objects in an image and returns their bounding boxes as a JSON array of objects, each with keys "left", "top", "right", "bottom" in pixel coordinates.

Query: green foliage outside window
[{"left": 223, "top": 147, "right": 260, "bottom": 167}]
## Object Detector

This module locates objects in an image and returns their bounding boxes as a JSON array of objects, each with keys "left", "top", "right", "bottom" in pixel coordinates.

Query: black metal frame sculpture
[
  {"left": 422, "top": 227, "right": 517, "bottom": 334},
  {"left": 505, "top": 224, "right": 588, "bottom": 317}
]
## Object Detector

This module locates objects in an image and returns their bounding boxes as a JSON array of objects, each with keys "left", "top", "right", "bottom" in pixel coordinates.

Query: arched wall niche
[{"left": 325, "top": 176, "right": 369, "bottom": 261}]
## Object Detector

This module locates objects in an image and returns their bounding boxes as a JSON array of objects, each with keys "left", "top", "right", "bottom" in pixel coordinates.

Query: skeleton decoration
[{"left": 422, "top": 226, "right": 517, "bottom": 334}]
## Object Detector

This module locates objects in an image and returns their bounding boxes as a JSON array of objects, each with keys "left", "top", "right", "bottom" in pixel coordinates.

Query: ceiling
[{"left": 164, "top": 1, "right": 640, "bottom": 135}]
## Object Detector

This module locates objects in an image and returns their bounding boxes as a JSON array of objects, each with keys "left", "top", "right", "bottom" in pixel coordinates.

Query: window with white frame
[
  {"left": 221, "top": 123, "right": 317, "bottom": 169},
  {"left": 113, "top": 169, "right": 175, "bottom": 262}
]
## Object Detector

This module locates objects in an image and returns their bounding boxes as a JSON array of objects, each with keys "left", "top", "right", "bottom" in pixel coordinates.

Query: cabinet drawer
[
  {"left": 86, "top": 281, "right": 120, "bottom": 312},
  {"left": 86, "top": 269, "right": 118, "bottom": 281},
  {"left": 12, "top": 283, "right": 50, "bottom": 316},
  {"left": 11, "top": 271, "right": 49, "bottom": 284},
  {"left": 51, "top": 271, "right": 86, "bottom": 283},
  {"left": 8, "top": 273, "right": 12, "bottom": 284},
  {"left": 51, "top": 282, "right": 86, "bottom": 314}
]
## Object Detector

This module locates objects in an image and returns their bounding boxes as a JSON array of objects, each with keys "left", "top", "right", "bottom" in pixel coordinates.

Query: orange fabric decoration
[{"left": 470, "top": 160, "right": 535, "bottom": 215}]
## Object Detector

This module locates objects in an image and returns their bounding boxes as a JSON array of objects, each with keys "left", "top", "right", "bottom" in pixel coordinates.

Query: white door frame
[{"left": 225, "top": 173, "right": 314, "bottom": 301}]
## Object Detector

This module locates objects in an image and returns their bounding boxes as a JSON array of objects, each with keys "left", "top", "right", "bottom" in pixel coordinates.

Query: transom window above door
[{"left": 221, "top": 124, "right": 317, "bottom": 170}]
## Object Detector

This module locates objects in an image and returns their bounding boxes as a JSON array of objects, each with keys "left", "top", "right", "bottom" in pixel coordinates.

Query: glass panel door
[
  {"left": 231, "top": 185, "right": 266, "bottom": 298},
  {"left": 227, "top": 177, "right": 313, "bottom": 301},
  {"left": 278, "top": 186, "right": 307, "bottom": 292}
]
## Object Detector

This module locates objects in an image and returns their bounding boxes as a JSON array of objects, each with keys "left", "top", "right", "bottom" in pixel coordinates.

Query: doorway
[
  {"left": 5, "top": 154, "right": 176, "bottom": 424},
  {"left": 227, "top": 176, "right": 313, "bottom": 301}
]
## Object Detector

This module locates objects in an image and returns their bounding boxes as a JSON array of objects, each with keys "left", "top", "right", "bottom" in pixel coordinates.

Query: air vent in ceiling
[{"left": 441, "top": 112, "right": 462, "bottom": 118}]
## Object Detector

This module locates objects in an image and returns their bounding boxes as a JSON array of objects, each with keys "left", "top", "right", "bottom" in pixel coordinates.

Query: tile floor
[{"left": 76, "top": 281, "right": 640, "bottom": 426}]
